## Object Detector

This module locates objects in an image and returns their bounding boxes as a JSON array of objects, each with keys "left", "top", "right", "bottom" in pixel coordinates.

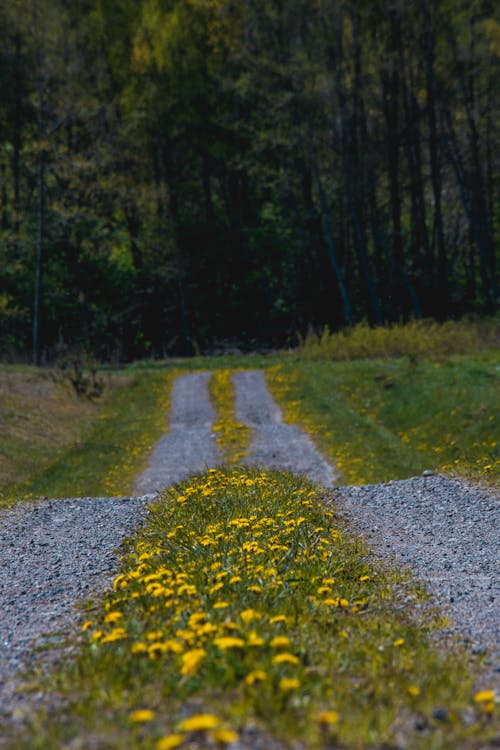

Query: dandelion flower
[
  {"left": 315, "top": 710, "right": 339, "bottom": 724},
  {"left": 272, "top": 652, "right": 300, "bottom": 665},
  {"left": 270, "top": 636, "right": 291, "bottom": 649},
  {"left": 129, "top": 709, "right": 155, "bottom": 722},
  {"left": 178, "top": 714, "right": 220, "bottom": 732},
  {"left": 279, "top": 677, "right": 300, "bottom": 691},
  {"left": 156, "top": 735, "right": 183, "bottom": 750},
  {"left": 214, "top": 636, "right": 245, "bottom": 650},
  {"left": 210, "top": 728, "right": 238, "bottom": 744},
  {"left": 245, "top": 670, "right": 267, "bottom": 685},
  {"left": 474, "top": 690, "right": 496, "bottom": 703},
  {"left": 180, "top": 648, "right": 206, "bottom": 676},
  {"left": 240, "top": 608, "right": 260, "bottom": 623}
]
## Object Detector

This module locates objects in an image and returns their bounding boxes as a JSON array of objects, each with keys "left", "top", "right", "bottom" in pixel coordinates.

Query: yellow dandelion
[
  {"left": 272, "top": 652, "right": 300, "bottom": 665},
  {"left": 101, "top": 627, "right": 128, "bottom": 643},
  {"left": 474, "top": 690, "right": 496, "bottom": 703},
  {"left": 279, "top": 677, "right": 300, "bottom": 691},
  {"left": 81, "top": 620, "right": 93, "bottom": 631},
  {"left": 247, "top": 631, "right": 264, "bottom": 646},
  {"left": 210, "top": 729, "right": 238, "bottom": 744},
  {"left": 393, "top": 638, "right": 405, "bottom": 647},
  {"left": 131, "top": 642, "right": 148, "bottom": 654},
  {"left": 245, "top": 670, "right": 267, "bottom": 685},
  {"left": 104, "top": 612, "right": 123, "bottom": 623},
  {"left": 407, "top": 686, "right": 420, "bottom": 697},
  {"left": 180, "top": 648, "right": 206, "bottom": 676},
  {"left": 129, "top": 709, "right": 155, "bottom": 722},
  {"left": 240, "top": 608, "right": 260, "bottom": 623},
  {"left": 214, "top": 636, "right": 245, "bottom": 650},
  {"left": 270, "top": 636, "right": 291, "bottom": 649},
  {"left": 315, "top": 710, "right": 339, "bottom": 724},
  {"left": 156, "top": 735, "right": 183, "bottom": 750},
  {"left": 270, "top": 615, "right": 288, "bottom": 624},
  {"left": 178, "top": 714, "right": 220, "bottom": 732}
]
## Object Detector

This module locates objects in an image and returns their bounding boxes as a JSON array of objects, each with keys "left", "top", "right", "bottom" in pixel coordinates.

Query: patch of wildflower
[
  {"left": 79, "top": 468, "right": 493, "bottom": 747},
  {"left": 209, "top": 369, "right": 252, "bottom": 463}
]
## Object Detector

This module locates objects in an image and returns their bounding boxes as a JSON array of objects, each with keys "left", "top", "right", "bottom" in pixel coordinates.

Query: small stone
[
  {"left": 422, "top": 469, "right": 436, "bottom": 477},
  {"left": 432, "top": 708, "right": 449, "bottom": 722}
]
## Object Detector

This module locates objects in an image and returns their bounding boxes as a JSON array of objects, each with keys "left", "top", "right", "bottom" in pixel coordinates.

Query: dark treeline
[{"left": 0, "top": 0, "right": 498, "bottom": 361}]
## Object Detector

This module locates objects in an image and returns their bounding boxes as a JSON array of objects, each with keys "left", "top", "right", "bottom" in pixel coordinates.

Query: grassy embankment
[
  {"left": 269, "top": 319, "right": 500, "bottom": 487},
  {"left": 0, "top": 366, "right": 179, "bottom": 508},
  {"left": 4, "top": 372, "right": 497, "bottom": 749}
]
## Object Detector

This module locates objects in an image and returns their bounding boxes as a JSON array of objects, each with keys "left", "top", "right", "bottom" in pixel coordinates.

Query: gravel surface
[
  {"left": 0, "top": 494, "right": 151, "bottom": 719},
  {"left": 133, "top": 371, "right": 220, "bottom": 493},
  {"left": 233, "top": 369, "right": 336, "bottom": 487},
  {"left": 336, "top": 475, "right": 500, "bottom": 687}
]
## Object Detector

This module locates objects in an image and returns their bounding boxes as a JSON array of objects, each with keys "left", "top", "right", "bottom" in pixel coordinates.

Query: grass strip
[
  {"left": 7, "top": 469, "right": 496, "bottom": 749},
  {"left": 267, "top": 356, "right": 500, "bottom": 486},
  {"left": 0, "top": 369, "right": 178, "bottom": 505},
  {"left": 209, "top": 369, "right": 252, "bottom": 464}
]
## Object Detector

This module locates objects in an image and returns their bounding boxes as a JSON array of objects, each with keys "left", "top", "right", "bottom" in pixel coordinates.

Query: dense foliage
[{"left": 0, "top": 0, "right": 498, "bottom": 360}]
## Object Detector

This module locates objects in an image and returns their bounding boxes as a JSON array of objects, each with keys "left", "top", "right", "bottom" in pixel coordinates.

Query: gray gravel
[
  {"left": 133, "top": 371, "right": 220, "bottom": 493},
  {"left": 0, "top": 494, "right": 150, "bottom": 718},
  {"left": 336, "top": 475, "right": 500, "bottom": 686},
  {"left": 233, "top": 369, "right": 336, "bottom": 487}
]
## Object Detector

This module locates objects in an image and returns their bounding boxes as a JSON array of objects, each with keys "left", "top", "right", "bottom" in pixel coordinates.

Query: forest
[{"left": 0, "top": 0, "right": 498, "bottom": 361}]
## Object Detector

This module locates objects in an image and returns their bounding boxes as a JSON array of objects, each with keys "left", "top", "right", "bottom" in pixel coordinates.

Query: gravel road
[
  {"left": 0, "top": 368, "right": 498, "bottom": 726},
  {"left": 233, "top": 369, "right": 336, "bottom": 487},
  {"left": 133, "top": 371, "right": 220, "bottom": 493}
]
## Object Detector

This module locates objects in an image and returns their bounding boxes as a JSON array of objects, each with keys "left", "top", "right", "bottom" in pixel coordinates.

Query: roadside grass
[
  {"left": 267, "top": 353, "right": 500, "bottom": 486},
  {"left": 0, "top": 367, "right": 179, "bottom": 507},
  {"left": 209, "top": 369, "right": 251, "bottom": 463},
  {"left": 5, "top": 468, "right": 496, "bottom": 750},
  {"left": 299, "top": 317, "right": 499, "bottom": 362}
]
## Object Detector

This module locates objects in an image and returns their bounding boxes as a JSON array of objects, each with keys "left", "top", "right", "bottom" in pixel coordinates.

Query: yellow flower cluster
[
  {"left": 85, "top": 468, "right": 357, "bottom": 740},
  {"left": 209, "top": 369, "right": 251, "bottom": 464}
]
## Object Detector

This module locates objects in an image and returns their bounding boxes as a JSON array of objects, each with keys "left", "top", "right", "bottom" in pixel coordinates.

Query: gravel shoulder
[
  {"left": 336, "top": 476, "right": 499, "bottom": 686},
  {"left": 0, "top": 494, "right": 150, "bottom": 719}
]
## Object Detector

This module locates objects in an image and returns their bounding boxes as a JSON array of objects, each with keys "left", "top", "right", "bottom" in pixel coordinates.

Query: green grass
[
  {"left": 4, "top": 469, "right": 496, "bottom": 749},
  {"left": 267, "top": 352, "right": 500, "bottom": 486},
  {"left": 0, "top": 367, "right": 179, "bottom": 506}
]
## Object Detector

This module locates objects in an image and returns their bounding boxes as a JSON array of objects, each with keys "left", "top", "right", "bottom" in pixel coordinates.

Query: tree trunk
[
  {"left": 310, "top": 157, "right": 353, "bottom": 327},
  {"left": 33, "top": 87, "right": 45, "bottom": 366},
  {"left": 423, "top": 0, "right": 449, "bottom": 316}
]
